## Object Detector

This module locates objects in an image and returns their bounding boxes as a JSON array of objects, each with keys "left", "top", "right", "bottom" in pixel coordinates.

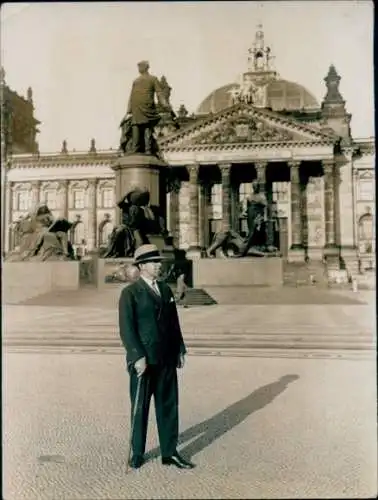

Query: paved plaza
[
  {"left": 2, "top": 287, "right": 377, "bottom": 498},
  {"left": 3, "top": 352, "right": 377, "bottom": 499}
]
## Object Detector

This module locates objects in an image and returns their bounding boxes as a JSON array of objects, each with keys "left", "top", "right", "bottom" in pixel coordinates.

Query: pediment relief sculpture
[{"left": 190, "top": 115, "right": 295, "bottom": 145}]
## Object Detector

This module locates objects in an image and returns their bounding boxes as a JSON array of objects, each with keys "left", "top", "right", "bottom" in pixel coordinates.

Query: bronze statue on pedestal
[
  {"left": 206, "top": 181, "right": 279, "bottom": 258},
  {"left": 103, "top": 188, "right": 168, "bottom": 258},
  {"left": 119, "top": 61, "right": 179, "bottom": 156}
]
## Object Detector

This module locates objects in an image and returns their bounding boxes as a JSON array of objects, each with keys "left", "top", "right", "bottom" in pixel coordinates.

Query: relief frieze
[{"left": 191, "top": 115, "right": 295, "bottom": 145}]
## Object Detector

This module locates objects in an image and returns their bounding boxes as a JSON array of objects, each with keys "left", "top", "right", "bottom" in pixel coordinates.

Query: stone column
[
  {"left": 323, "top": 159, "right": 337, "bottom": 250},
  {"left": 220, "top": 163, "right": 232, "bottom": 232},
  {"left": 288, "top": 161, "right": 305, "bottom": 261},
  {"left": 30, "top": 180, "right": 41, "bottom": 210},
  {"left": 198, "top": 180, "right": 207, "bottom": 249},
  {"left": 186, "top": 164, "right": 201, "bottom": 258},
  {"left": 87, "top": 178, "right": 98, "bottom": 251},
  {"left": 255, "top": 161, "right": 267, "bottom": 196},
  {"left": 168, "top": 178, "right": 181, "bottom": 247},
  {"left": 59, "top": 180, "right": 69, "bottom": 219},
  {"left": 266, "top": 182, "right": 274, "bottom": 247}
]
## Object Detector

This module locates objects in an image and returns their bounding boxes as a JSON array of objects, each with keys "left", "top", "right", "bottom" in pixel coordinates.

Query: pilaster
[
  {"left": 322, "top": 159, "right": 338, "bottom": 256},
  {"left": 59, "top": 180, "right": 69, "bottom": 219},
  {"left": 4, "top": 181, "right": 13, "bottom": 254},
  {"left": 30, "top": 180, "right": 41, "bottom": 210},
  {"left": 88, "top": 178, "right": 98, "bottom": 250}
]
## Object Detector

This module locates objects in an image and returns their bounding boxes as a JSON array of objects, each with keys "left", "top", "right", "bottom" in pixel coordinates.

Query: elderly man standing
[
  {"left": 118, "top": 244, "right": 195, "bottom": 470},
  {"left": 126, "top": 60, "right": 170, "bottom": 154}
]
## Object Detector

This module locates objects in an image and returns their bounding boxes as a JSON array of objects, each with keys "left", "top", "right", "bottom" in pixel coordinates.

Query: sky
[{"left": 1, "top": 1, "right": 374, "bottom": 153}]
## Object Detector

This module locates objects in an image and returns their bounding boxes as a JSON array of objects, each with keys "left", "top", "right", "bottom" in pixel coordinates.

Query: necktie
[{"left": 152, "top": 280, "right": 160, "bottom": 296}]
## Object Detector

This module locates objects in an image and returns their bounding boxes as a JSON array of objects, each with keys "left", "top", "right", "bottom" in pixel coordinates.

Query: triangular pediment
[{"left": 160, "top": 103, "right": 336, "bottom": 149}]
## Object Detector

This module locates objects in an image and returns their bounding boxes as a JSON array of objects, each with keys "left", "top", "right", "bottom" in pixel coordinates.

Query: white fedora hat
[{"left": 133, "top": 244, "right": 162, "bottom": 265}]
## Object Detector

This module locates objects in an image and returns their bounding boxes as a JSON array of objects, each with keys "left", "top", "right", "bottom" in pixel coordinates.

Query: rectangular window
[
  {"left": 16, "top": 191, "right": 29, "bottom": 211},
  {"left": 73, "top": 190, "right": 85, "bottom": 209},
  {"left": 44, "top": 190, "right": 56, "bottom": 209},
  {"left": 210, "top": 183, "right": 222, "bottom": 219},
  {"left": 102, "top": 189, "right": 114, "bottom": 208},
  {"left": 238, "top": 183, "right": 252, "bottom": 202},
  {"left": 358, "top": 180, "right": 373, "bottom": 201},
  {"left": 272, "top": 182, "right": 288, "bottom": 202}
]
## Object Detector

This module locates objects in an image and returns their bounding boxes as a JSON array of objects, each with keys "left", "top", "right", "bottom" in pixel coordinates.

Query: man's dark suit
[{"left": 118, "top": 277, "right": 186, "bottom": 458}]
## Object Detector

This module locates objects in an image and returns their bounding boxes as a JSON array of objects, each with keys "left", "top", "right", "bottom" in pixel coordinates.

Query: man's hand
[
  {"left": 177, "top": 354, "right": 185, "bottom": 369},
  {"left": 134, "top": 357, "right": 147, "bottom": 377}
]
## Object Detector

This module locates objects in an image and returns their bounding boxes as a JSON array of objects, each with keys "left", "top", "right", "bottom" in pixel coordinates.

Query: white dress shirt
[{"left": 141, "top": 275, "right": 160, "bottom": 295}]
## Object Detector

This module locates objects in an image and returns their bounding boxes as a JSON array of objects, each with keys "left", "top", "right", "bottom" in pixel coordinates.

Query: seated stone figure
[
  {"left": 7, "top": 204, "right": 74, "bottom": 262},
  {"left": 103, "top": 188, "right": 168, "bottom": 258}
]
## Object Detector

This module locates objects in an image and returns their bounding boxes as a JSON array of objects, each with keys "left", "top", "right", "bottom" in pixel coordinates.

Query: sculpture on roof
[
  {"left": 119, "top": 61, "right": 179, "bottom": 156},
  {"left": 7, "top": 204, "right": 75, "bottom": 262}
]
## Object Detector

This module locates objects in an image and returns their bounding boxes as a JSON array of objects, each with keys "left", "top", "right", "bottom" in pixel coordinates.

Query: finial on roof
[
  {"left": 247, "top": 24, "right": 274, "bottom": 72},
  {"left": 89, "top": 138, "right": 96, "bottom": 153},
  {"left": 177, "top": 104, "right": 188, "bottom": 118},
  {"left": 27, "top": 87, "right": 33, "bottom": 103},
  {"left": 61, "top": 140, "right": 68, "bottom": 154},
  {"left": 323, "top": 64, "right": 343, "bottom": 103}
]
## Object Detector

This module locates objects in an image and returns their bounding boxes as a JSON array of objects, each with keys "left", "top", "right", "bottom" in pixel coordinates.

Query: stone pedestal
[
  {"left": 111, "top": 154, "right": 168, "bottom": 224},
  {"left": 193, "top": 258, "right": 283, "bottom": 287}
]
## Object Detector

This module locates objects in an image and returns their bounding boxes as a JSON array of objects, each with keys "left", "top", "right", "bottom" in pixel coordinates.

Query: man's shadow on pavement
[{"left": 145, "top": 374, "right": 299, "bottom": 462}]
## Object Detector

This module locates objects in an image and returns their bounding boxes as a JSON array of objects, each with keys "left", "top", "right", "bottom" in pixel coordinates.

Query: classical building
[{"left": 4, "top": 28, "right": 375, "bottom": 271}]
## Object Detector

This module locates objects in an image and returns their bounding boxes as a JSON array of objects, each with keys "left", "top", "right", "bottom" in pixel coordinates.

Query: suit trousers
[{"left": 129, "top": 363, "right": 179, "bottom": 458}]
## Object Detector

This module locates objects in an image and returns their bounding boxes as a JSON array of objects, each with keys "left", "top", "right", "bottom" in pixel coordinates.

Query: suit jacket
[{"left": 119, "top": 277, "right": 187, "bottom": 366}]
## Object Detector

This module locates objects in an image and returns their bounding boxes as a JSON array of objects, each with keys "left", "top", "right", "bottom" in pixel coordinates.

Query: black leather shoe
[
  {"left": 129, "top": 455, "right": 144, "bottom": 469},
  {"left": 162, "top": 452, "right": 195, "bottom": 469}
]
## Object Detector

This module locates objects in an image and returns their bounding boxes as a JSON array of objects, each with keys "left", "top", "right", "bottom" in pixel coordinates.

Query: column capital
[
  {"left": 186, "top": 163, "right": 199, "bottom": 180},
  {"left": 255, "top": 161, "right": 267, "bottom": 182},
  {"left": 219, "top": 164, "right": 231, "bottom": 180},
  {"left": 31, "top": 180, "right": 41, "bottom": 189},
  {"left": 322, "top": 158, "right": 335, "bottom": 175},
  {"left": 290, "top": 163, "right": 300, "bottom": 183},
  {"left": 255, "top": 161, "right": 268, "bottom": 168},
  {"left": 287, "top": 160, "right": 301, "bottom": 166}
]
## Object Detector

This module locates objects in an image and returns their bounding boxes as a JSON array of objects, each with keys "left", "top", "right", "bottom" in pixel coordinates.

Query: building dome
[{"left": 197, "top": 79, "right": 319, "bottom": 115}]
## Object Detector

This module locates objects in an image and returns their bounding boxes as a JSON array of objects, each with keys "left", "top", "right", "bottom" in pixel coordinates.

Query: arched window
[{"left": 358, "top": 213, "right": 373, "bottom": 254}]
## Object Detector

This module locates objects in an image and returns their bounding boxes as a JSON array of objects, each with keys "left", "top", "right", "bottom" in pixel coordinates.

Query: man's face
[{"left": 140, "top": 260, "right": 162, "bottom": 280}]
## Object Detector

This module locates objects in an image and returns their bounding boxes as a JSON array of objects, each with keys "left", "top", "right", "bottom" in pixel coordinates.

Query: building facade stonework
[{"left": 4, "top": 30, "right": 375, "bottom": 270}]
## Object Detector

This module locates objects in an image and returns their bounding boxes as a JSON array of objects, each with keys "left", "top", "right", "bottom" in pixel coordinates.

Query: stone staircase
[{"left": 170, "top": 286, "right": 217, "bottom": 306}]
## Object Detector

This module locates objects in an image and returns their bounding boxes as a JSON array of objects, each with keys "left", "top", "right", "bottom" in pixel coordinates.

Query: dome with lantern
[{"left": 197, "top": 26, "right": 319, "bottom": 115}]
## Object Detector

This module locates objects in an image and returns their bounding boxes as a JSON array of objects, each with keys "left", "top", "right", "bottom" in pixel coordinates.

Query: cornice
[
  {"left": 162, "top": 139, "right": 334, "bottom": 153},
  {"left": 10, "top": 150, "right": 119, "bottom": 169}
]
